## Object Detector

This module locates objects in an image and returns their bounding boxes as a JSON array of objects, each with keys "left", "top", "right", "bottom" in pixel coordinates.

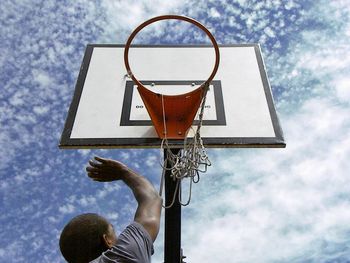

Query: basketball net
[{"left": 158, "top": 82, "right": 211, "bottom": 208}]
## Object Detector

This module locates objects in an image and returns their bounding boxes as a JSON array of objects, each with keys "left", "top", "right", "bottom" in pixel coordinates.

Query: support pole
[{"left": 164, "top": 148, "right": 182, "bottom": 263}]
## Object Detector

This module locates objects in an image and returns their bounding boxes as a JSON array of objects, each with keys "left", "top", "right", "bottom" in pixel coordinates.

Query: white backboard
[{"left": 60, "top": 44, "right": 285, "bottom": 148}]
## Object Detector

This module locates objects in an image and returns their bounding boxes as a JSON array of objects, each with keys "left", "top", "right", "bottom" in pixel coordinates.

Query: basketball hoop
[
  {"left": 124, "top": 15, "right": 220, "bottom": 139},
  {"left": 124, "top": 15, "right": 220, "bottom": 208}
]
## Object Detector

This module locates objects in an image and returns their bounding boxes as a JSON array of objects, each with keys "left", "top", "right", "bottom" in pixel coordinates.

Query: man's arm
[{"left": 86, "top": 156, "right": 162, "bottom": 242}]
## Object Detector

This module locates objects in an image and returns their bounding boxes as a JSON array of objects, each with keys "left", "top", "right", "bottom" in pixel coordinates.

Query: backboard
[{"left": 59, "top": 44, "right": 285, "bottom": 148}]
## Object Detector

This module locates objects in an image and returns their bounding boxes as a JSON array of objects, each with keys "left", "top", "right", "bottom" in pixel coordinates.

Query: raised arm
[{"left": 86, "top": 156, "right": 162, "bottom": 241}]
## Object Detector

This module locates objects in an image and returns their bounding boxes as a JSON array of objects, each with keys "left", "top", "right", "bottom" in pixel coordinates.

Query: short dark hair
[{"left": 59, "top": 213, "right": 110, "bottom": 263}]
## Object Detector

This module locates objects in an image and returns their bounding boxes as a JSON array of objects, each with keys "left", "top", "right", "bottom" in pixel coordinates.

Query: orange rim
[{"left": 124, "top": 15, "right": 220, "bottom": 90}]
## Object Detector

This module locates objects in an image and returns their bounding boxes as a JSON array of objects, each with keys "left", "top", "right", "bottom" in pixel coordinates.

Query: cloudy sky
[{"left": 1, "top": 0, "right": 350, "bottom": 262}]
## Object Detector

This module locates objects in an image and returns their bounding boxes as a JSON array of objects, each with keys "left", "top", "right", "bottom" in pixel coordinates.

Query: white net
[{"left": 159, "top": 83, "right": 211, "bottom": 208}]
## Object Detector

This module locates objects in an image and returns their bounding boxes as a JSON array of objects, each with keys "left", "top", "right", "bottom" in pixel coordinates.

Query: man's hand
[
  {"left": 86, "top": 156, "right": 162, "bottom": 241},
  {"left": 86, "top": 156, "right": 133, "bottom": 182}
]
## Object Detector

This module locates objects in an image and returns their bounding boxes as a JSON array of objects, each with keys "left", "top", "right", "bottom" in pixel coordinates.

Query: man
[{"left": 59, "top": 156, "right": 162, "bottom": 263}]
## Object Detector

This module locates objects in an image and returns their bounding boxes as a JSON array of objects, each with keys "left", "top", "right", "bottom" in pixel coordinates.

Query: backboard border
[{"left": 59, "top": 44, "right": 286, "bottom": 149}]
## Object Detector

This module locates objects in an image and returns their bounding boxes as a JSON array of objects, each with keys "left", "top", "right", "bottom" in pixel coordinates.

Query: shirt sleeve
[{"left": 91, "top": 221, "right": 154, "bottom": 263}]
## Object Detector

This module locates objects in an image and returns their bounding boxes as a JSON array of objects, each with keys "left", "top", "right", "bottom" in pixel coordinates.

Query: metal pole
[{"left": 164, "top": 148, "right": 181, "bottom": 263}]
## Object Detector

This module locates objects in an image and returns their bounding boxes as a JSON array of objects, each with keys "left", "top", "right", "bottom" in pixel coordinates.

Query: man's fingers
[
  {"left": 89, "top": 160, "right": 103, "bottom": 168},
  {"left": 87, "top": 171, "right": 99, "bottom": 177},
  {"left": 94, "top": 156, "right": 109, "bottom": 163},
  {"left": 94, "top": 156, "right": 126, "bottom": 168},
  {"left": 86, "top": 166, "right": 99, "bottom": 172},
  {"left": 87, "top": 172, "right": 105, "bottom": 181},
  {"left": 87, "top": 156, "right": 124, "bottom": 183}
]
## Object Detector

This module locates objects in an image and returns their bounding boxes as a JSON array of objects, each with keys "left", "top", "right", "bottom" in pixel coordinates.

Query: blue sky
[{"left": 1, "top": 0, "right": 350, "bottom": 262}]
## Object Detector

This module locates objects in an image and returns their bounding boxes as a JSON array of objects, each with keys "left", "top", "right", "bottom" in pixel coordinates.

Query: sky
[{"left": 1, "top": 0, "right": 350, "bottom": 262}]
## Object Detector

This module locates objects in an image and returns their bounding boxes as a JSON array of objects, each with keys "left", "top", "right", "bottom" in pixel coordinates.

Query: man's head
[{"left": 59, "top": 213, "right": 117, "bottom": 263}]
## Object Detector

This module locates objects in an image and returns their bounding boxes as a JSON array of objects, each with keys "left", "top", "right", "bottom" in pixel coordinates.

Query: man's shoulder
[
  {"left": 122, "top": 221, "right": 153, "bottom": 242},
  {"left": 90, "top": 222, "right": 154, "bottom": 263}
]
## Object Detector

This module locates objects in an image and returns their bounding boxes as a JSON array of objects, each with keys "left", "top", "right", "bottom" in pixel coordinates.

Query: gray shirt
[{"left": 90, "top": 222, "right": 154, "bottom": 263}]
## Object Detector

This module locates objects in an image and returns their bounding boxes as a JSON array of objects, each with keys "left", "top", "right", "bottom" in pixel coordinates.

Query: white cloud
[
  {"left": 181, "top": 93, "right": 350, "bottom": 261},
  {"left": 32, "top": 70, "right": 51, "bottom": 87},
  {"left": 236, "top": 0, "right": 248, "bottom": 6},
  {"left": 333, "top": 77, "right": 350, "bottom": 103},
  {"left": 97, "top": 183, "right": 122, "bottom": 199},
  {"left": 32, "top": 239, "right": 44, "bottom": 251},
  {"left": 77, "top": 149, "right": 91, "bottom": 156},
  {"left": 100, "top": 0, "right": 187, "bottom": 42},
  {"left": 14, "top": 173, "right": 26, "bottom": 183},
  {"left": 209, "top": 7, "right": 221, "bottom": 18},
  {"left": 33, "top": 105, "right": 49, "bottom": 115},
  {"left": 106, "top": 212, "right": 119, "bottom": 220},
  {"left": 0, "top": 241, "right": 23, "bottom": 260},
  {"left": 284, "top": 1, "right": 295, "bottom": 10},
  {"left": 145, "top": 154, "right": 158, "bottom": 167},
  {"left": 264, "top": 26, "right": 275, "bottom": 38},
  {"left": 9, "top": 91, "right": 25, "bottom": 106},
  {"left": 58, "top": 204, "right": 75, "bottom": 214},
  {"left": 119, "top": 151, "right": 131, "bottom": 161},
  {"left": 78, "top": 195, "right": 97, "bottom": 207},
  {"left": 48, "top": 216, "right": 59, "bottom": 223}
]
